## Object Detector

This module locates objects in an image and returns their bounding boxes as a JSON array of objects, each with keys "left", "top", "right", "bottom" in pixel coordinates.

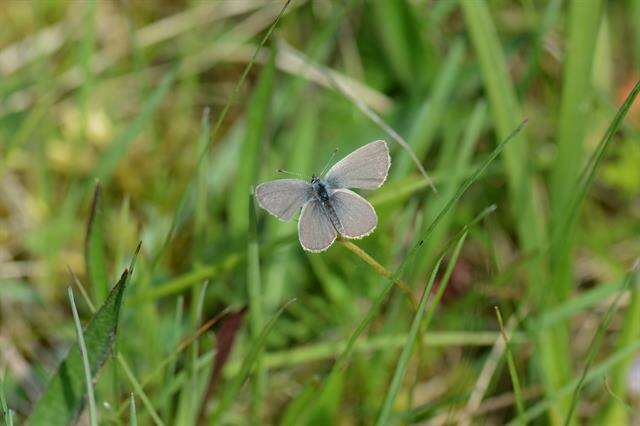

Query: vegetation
[{"left": 1, "top": 0, "right": 639, "bottom": 424}]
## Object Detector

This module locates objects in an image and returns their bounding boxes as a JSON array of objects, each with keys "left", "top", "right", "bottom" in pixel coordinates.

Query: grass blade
[
  {"left": 375, "top": 259, "right": 445, "bottom": 425},
  {"left": 27, "top": 269, "right": 129, "bottom": 426},
  {"left": 423, "top": 232, "right": 468, "bottom": 331},
  {"left": 600, "top": 264, "right": 640, "bottom": 423},
  {"left": 67, "top": 287, "right": 98, "bottom": 426},
  {"left": 194, "top": 107, "right": 211, "bottom": 257},
  {"left": 117, "top": 353, "right": 164, "bottom": 426},
  {"left": 508, "top": 336, "right": 640, "bottom": 425},
  {"left": 563, "top": 265, "right": 638, "bottom": 425},
  {"left": 93, "top": 69, "right": 176, "bottom": 184},
  {"left": 554, "top": 79, "right": 640, "bottom": 248},
  {"left": 210, "top": 299, "right": 295, "bottom": 424},
  {"left": 393, "top": 39, "right": 465, "bottom": 179},
  {"left": 418, "top": 119, "right": 526, "bottom": 247},
  {"left": 461, "top": 2, "right": 565, "bottom": 422},
  {"left": 549, "top": 0, "right": 603, "bottom": 308},
  {"left": 495, "top": 307, "right": 524, "bottom": 424},
  {"left": 410, "top": 100, "right": 486, "bottom": 280},
  {"left": 370, "top": 0, "right": 425, "bottom": 91},
  {"left": 248, "top": 194, "right": 265, "bottom": 421},
  {"left": 1, "top": 371, "right": 13, "bottom": 426},
  {"left": 85, "top": 181, "right": 109, "bottom": 302},
  {"left": 153, "top": 1, "right": 292, "bottom": 267},
  {"left": 129, "top": 394, "right": 137, "bottom": 426},
  {"left": 550, "top": 0, "right": 603, "bottom": 223},
  {"left": 228, "top": 50, "right": 276, "bottom": 235}
]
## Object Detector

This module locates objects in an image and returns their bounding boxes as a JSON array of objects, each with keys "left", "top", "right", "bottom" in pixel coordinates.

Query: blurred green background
[{"left": 1, "top": 0, "right": 640, "bottom": 424}]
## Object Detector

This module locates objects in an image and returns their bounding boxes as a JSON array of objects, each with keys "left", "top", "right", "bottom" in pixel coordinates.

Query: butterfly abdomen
[{"left": 312, "top": 179, "right": 344, "bottom": 234}]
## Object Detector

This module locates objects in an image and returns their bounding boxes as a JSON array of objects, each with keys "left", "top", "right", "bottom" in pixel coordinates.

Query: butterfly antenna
[
  {"left": 320, "top": 148, "right": 339, "bottom": 177},
  {"left": 277, "top": 169, "right": 308, "bottom": 179}
]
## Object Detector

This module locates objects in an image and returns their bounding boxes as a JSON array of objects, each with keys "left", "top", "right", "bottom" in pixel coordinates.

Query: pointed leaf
[{"left": 27, "top": 270, "right": 129, "bottom": 426}]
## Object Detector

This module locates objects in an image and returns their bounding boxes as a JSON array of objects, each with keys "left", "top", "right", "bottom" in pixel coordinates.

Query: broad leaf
[{"left": 27, "top": 270, "right": 129, "bottom": 426}]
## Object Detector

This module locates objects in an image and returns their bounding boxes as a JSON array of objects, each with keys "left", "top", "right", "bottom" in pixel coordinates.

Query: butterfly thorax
[
  {"left": 311, "top": 176, "right": 331, "bottom": 202},
  {"left": 311, "top": 176, "right": 343, "bottom": 232}
]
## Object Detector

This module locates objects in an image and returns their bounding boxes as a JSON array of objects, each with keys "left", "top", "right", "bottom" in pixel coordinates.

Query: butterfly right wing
[
  {"left": 298, "top": 199, "right": 337, "bottom": 252},
  {"left": 255, "top": 179, "right": 312, "bottom": 221},
  {"left": 324, "top": 140, "right": 390, "bottom": 190},
  {"left": 329, "top": 188, "right": 377, "bottom": 239}
]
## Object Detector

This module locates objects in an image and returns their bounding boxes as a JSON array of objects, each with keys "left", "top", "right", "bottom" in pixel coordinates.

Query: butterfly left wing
[
  {"left": 329, "top": 188, "right": 377, "bottom": 239},
  {"left": 255, "top": 179, "right": 312, "bottom": 221},
  {"left": 324, "top": 140, "right": 390, "bottom": 190}
]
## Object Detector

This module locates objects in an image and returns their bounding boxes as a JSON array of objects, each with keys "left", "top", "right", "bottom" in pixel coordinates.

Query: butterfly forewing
[
  {"left": 324, "top": 140, "right": 390, "bottom": 190},
  {"left": 329, "top": 188, "right": 377, "bottom": 238},
  {"left": 298, "top": 199, "right": 337, "bottom": 252},
  {"left": 255, "top": 179, "right": 312, "bottom": 221}
]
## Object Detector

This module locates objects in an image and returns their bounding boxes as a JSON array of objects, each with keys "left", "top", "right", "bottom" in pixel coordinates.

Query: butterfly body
[
  {"left": 311, "top": 176, "right": 343, "bottom": 233},
  {"left": 255, "top": 140, "right": 390, "bottom": 252}
]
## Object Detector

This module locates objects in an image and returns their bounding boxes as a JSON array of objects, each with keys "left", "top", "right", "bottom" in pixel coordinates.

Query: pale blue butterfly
[{"left": 255, "top": 140, "right": 390, "bottom": 252}]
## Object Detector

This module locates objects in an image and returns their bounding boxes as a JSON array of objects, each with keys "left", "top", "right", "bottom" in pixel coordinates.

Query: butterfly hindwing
[
  {"left": 298, "top": 199, "right": 337, "bottom": 252},
  {"left": 329, "top": 188, "right": 377, "bottom": 239}
]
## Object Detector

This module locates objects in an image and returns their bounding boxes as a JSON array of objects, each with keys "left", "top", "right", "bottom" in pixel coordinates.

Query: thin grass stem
[
  {"left": 495, "top": 306, "right": 525, "bottom": 424},
  {"left": 67, "top": 287, "right": 98, "bottom": 426}
]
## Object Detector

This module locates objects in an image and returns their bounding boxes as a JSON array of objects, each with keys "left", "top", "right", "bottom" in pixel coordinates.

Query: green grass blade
[
  {"left": 460, "top": 0, "right": 547, "bottom": 298},
  {"left": 194, "top": 107, "right": 211, "bottom": 257},
  {"left": 151, "top": 1, "right": 292, "bottom": 267},
  {"left": 210, "top": 299, "right": 295, "bottom": 424},
  {"left": 76, "top": 0, "right": 95, "bottom": 146},
  {"left": 129, "top": 394, "right": 137, "bottom": 426},
  {"left": 495, "top": 307, "right": 524, "bottom": 424},
  {"left": 563, "top": 266, "right": 638, "bottom": 425},
  {"left": 377, "top": 231, "right": 467, "bottom": 424},
  {"left": 67, "top": 288, "right": 98, "bottom": 426},
  {"left": 1, "top": 371, "right": 14, "bottom": 426},
  {"left": 554, "top": 80, "right": 640, "bottom": 249},
  {"left": 550, "top": 0, "right": 603, "bottom": 215},
  {"left": 549, "top": 0, "right": 603, "bottom": 301},
  {"left": 27, "top": 269, "right": 129, "bottom": 426},
  {"left": 369, "top": 0, "right": 428, "bottom": 91},
  {"left": 410, "top": 101, "right": 486, "bottom": 279},
  {"left": 248, "top": 194, "right": 265, "bottom": 421},
  {"left": 94, "top": 69, "right": 176, "bottom": 184},
  {"left": 393, "top": 39, "right": 465, "bottom": 179},
  {"left": 376, "top": 257, "right": 443, "bottom": 425},
  {"left": 423, "top": 232, "right": 468, "bottom": 331},
  {"left": 229, "top": 50, "right": 276, "bottom": 235},
  {"left": 600, "top": 265, "right": 640, "bottom": 424},
  {"left": 534, "top": 281, "right": 621, "bottom": 329},
  {"left": 175, "top": 281, "right": 209, "bottom": 426},
  {"left": 461, "top": 2, "right": 567, "bottom": 422},
  {"left": 117, "top": 353, "right": 164, "bottom": 426},
  {"left": 507, "top": 336, "right": 640, "bottom": 425},
  {"left": 417, "top": 120, "right": 526, "bottom": 248},
  {"left": 634, "top": 0, "right": 640, "bottom": 67},
  {"left": 85, "top": 181, "right": 109, "bottom": 303}
]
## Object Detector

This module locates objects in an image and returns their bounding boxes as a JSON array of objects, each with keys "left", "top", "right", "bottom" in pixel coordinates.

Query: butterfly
[{"left": 255, "top": 140, "right": 390, "bottom": 252}]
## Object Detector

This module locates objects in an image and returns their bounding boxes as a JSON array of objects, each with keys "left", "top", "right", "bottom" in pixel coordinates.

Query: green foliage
[
  {"left": 229, "top": 51, "right": 276, "bottom": 235},
  {"left": 27, "top": 270, "right": 129, "bottom": 426},
  {"left": 3, "top": 1, "right": 640, "bottom": 425},
  {"left": 85, "top": 182, "right": 109, "bottom": 302}
]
